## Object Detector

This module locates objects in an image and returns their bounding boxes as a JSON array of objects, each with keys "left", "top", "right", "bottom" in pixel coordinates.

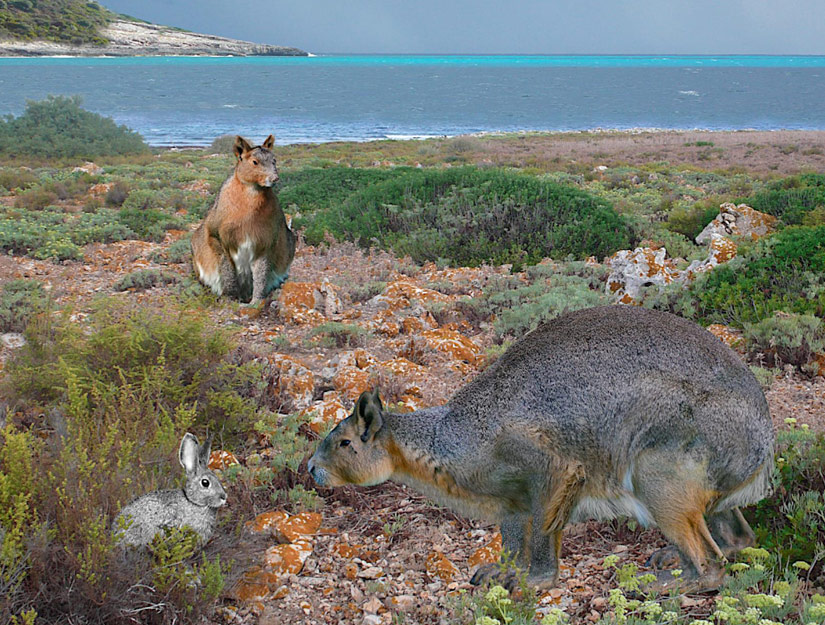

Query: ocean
[{"left": 2, "top": 55, "right": 825, "bottom": 146}]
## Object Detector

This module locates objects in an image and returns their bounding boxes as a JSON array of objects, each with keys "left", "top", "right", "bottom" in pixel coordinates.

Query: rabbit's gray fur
[{"left": 114, "top": 433, "right": 227, "bottom": 547}]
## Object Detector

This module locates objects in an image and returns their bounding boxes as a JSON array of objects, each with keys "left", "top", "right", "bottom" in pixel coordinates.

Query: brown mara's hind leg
[
  {"left": 191, "top": 227, "right": 239, "bottom": 299},
  {"left": 634, "top": 454, "right": 726, "bottom": 593}
]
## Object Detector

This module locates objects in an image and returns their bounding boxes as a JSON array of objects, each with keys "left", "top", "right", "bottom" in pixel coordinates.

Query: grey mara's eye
[
  {"left": 340, "top": 439, "right": 351, "bottom": 448},
  {"left": 201, "top": 478, "right": 210, "bottom": 488}
]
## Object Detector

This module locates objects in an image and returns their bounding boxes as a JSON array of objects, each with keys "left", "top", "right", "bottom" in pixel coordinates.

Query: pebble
[{"left": 358, "top": 566, "right": 385, "bottom": 579}]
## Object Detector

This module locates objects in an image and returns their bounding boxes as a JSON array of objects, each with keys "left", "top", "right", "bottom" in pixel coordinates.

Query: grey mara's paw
[{"left": 470, "top": 563, "right": 520, "bottom": 592}]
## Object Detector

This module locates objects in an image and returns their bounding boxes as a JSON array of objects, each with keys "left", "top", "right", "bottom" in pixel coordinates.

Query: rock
[
  {"left": 264, "top": 539, "right": 313, "bottom": 575},
  {"left": 333, "top": 365, "right": 373, "bottom": 402},
  {"left": 707, "top": 324, "right": 745, "bottom": 350},
  {"left": 246, "top": 510, "right": 290, "bottom": 535},
  {"left": 362, "top": 596, "right": 383, "bottom": 613},
  {"left": 387, "top": 594, "right": 416, "bottom": 612},
  {"left": 370, "top": 280, "right": 450, "bottom": 312},
  {"left": 605, "top": 246, "right": 679, "bottom": 303},
  {"left": 696, "top": 203, "right": 777, "bottom": 244},
  {"left": 425, "top": 551, "right": 459, "bottom": 582},
  {"left": 361, "top": 615, "right": 382, "bottom": 625},
  {"left": 300, "top": 391, "right": 349, "bottom": 433},
  {"left": 72, "top": 161, "right": 103, "bottom": 175},
  {"left": 265, "top": 354, "right": 315, "bottom": 410},
  {"left": 274, "top": 512, "right": 322, "bottom": 543},
  {"left": 468, "top": 533, "right": 503, "bottom": 568},
  {"left": 419, "top": 328, "right": 482, "bottom": 368},
  {"left": 88, "top": 182, "right": 113, "bottom": 196},
  {"left": 1, "top": 333, "right": 26, "bottom": 349},
  {"left": 358, "top": 566, "right": 385, "bottom": 580},
  {"left": 208, "top": 450, "right": 240, "bottom": 471},
  {"left": 276, "top": 281, "right": 340, "bottom": 324}
]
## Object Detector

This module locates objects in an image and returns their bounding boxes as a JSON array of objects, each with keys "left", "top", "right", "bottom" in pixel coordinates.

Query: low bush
[
  {"left": 648, "top": 226, "right": 825, "bottom": 327},
  {"left": 113, "top": 269, "right": 178, "bottom": 292},
  {"left": 745, "top": 173, "right": 825, "bottom": 225},
  {"left": 0, "top": 279, "right": 48, "bottom": 333},
  {"left": 747, "top": 423, "right": 825, "bottom": 583},
  {"left": 279, "top": 166, "right": 407, "bottom": 214},
  {"left": 304, "top": 167, "right": 635, "bottom": 269},
  {"left": 0, "top": 168, "right": 38, "bottom": 193},
  {"left": 309, "top": 321, "right": 370, "bottom": 348},
  {"left": 744, "top": 313, "right": 824, "bottom": 373},
  {"left": 0, "top": 96, "right": 149, "bottom": 159},
  {"left": 666, "top": 202, "right": 719, "bottom": 241},
  {"left": 0, "top": 299, "right": 269, "bottom": 622}
]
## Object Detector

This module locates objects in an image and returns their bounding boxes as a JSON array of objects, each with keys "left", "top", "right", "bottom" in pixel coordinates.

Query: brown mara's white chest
[{"left": 231, "top": 237, "right": 256, "bottom": 282}]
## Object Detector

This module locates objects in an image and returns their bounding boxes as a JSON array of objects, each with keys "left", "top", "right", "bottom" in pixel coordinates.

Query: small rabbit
[{"left": 114, "top": 433, "right": 227, "bottom": 547}]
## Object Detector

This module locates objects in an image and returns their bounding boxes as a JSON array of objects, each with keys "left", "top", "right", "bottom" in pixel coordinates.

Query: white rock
[{"left": 1, "top": 333, "right": 26, "bottom": 349}]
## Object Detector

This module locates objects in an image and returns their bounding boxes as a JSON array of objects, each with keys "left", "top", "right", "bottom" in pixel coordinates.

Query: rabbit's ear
[
  {"left": 179, "top": 433, "right": 200, "bottom": 475},
  {"left": 198, "top": 434, "right": 214, "bottom": 469}
]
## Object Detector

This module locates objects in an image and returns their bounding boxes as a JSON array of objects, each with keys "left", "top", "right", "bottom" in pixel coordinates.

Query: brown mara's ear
[
  {"left": 262, "top": 134, "right": 275, "bottom": 150},
  {"left": 354, "top": 389, "right": 384, "bottom": 442},
  {"left": 234, "top": 135, "right": 252, "bottom": 159}
]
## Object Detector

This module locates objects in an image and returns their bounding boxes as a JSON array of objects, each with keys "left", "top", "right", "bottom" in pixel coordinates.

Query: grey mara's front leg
[
  {"left": 218, "top": 254, "right": 240, "bottom": 300},
  {"left": 250, "top": 256, "right": 272, "bottom": 305}
]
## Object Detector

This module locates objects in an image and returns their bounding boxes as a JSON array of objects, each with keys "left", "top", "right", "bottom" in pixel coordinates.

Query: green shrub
[
  {"left": 104, "top": 181, "right": 130, "bottom": 206},
  {"left": 746, "top": 424, "right": 825, "bottom": 581},
  {"left": 744, "top": 313, "right": 824, "bottom": 372},
  {"left": 0, "top": 96, "right": 148, "bottom": 159},
  {"left": 0, "top": 279, "right": 48, "bottom": 333},
  {"left": 651, "top": 226, "right": 825, "bottom": 326},
  {"left": 309, "top": 321, "right": 370, "bottom": 348},
  {"left": 279, "top": 166, "right": 406, "bottom": 214},
  {"left": 0, "top": 206, "right": 136, "bottom": 259},
  {"left": 118, "top": 189, "right": 181, "bottom": 241},
  {"left": 13, "top": 187, "right": 58, "bottom": 210},
  {"left": 745, "top": 173, "right": 825, "bottom": 225},
  {"left": 113, "top": 269, "right": 178, "bottom": 292},
  {"left": 208, "top": 134, "right": 237, "bottom": 154},
  {"left": 153, "top": 236, "right": 192, "bottom": 264},
  {"left": 666, "top": 203, "right": 719, "bottom": 240},
  {"left": 304, "top": 167, "right": 635, "bottom": 268},
  {"left": 0, "top": 168, "right": 37, "bottom": 193}
]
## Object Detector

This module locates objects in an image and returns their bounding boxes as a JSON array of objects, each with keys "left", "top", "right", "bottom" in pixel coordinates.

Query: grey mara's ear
[
  {"left": 262, "top": 134, "right": 275, "bottom": 150},
  {"left": 179, "top": 433, "right": 200, "bottom": 475},
  {"left": 198, "top": 434, "right": 213, "bottom": 469},
  {"left": 355, "top": 389, "right": 384, "bottom": 442},
  {"left": 234, "top": 135, "right": 252, "bottom": 159}
]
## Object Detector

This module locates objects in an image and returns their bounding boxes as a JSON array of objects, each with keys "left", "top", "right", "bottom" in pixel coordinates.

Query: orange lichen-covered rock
[
  {"left": 332, "top": 366, "right": 373, "bottom": 401},
  {"left": 420, "top": 328, "right": 482, "bottom": 367},
  {"left": 707, "top": 324, "right": 745, "bottom": 350},
  {"left": 275, "top": 512, "right": 323, "bottom": 543},
  {"left": 264, "top": 539, "right": 314, "bottom": 575},
  {"left": 230, "top": 567, "right": 281, "bottom": 602},
  {"left": 301, "top": 391, "right": 349, "bottom": 433},
  {"left": 266, "top": 353, "right": 315, "bottom": 410},
  {"left": 332, "top": 543, "right": 362, "bottom": 559},
  {"left": 276, "top": 280, "right": 340, "bottom": 324},
  {"left": 208, "top": 450, "right": 240, "bottom": 471},
  {"left": 373, "top": 280, "right": 451, "bottom": 312},
  {"left": 708, "top": 234, "right": 738, "bottom": 264},
  {"left": 605, "top": 247, "right": 679, "bottom": 302},
  {"left": 425, "top": 550, "right": 460, "bottom": 582},
  {"left": 696, "top": 203, "right": 777, "bottom": 244},
  {"left": 245, "top": 510, "right": 290, "bottom": 535},
  {"left": 468, "top": 533, "right": 503, "bottom": 568},
  {"left": 88, "top": 182, "right": 113, "bottom": 196}
]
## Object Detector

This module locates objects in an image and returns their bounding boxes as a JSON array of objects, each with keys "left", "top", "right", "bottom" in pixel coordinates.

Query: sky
[{"left": 101, "top": 1, "right": 825, "bottom": 55}]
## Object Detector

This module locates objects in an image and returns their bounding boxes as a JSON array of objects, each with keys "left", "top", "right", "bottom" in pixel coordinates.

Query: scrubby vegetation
[
  {"left": 301, "top": 167, "right": 635, "bottom": 268},
  {"left": 1, "top": 133, "right": 825, "bottom": 623},
  {"left": 0, "top": 96, "right": 148, "bottom": 159},
  {"left": 0, "top": 299, "right": 288, "bottom": 623},
  {"left": 0, "top": 0, "right": 112, "bottom": 44}
]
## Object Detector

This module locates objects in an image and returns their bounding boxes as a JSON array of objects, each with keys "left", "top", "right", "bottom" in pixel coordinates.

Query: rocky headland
[{"left": 0, "top": 19, "right": 307, "bottom": 57}]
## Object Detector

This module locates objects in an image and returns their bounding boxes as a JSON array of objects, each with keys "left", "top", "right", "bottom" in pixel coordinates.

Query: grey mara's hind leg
[
  {"left": 648, "top": 509, "right": 752, "bottom": 572},
  {"left": 251, "top": 256, "right": 286, "bottom": 304},
  {"left": 707, "top": 508, "right": 755, "bottom": 558}
]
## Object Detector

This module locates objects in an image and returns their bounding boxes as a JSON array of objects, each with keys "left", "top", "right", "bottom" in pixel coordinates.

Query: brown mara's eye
[
  {"left": 340, "top": 439, "right": 351, "bottom": 448},
  {"left": 201, "top": 478, "right": 210, "bottom": 488},
  {"left": 252, "top": 159, "right": 258, "bottom": 165}
]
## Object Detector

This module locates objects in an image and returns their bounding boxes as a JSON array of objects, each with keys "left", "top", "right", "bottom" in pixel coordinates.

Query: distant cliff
[{"left": 0, "top": 18, "right": 307, "bottom": 57}]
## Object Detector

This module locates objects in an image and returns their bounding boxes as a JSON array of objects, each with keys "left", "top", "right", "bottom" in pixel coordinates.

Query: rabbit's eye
[
  {"left": 340, "top": 439, "right": 351, "bottom": 448},
  {"left": 201, "top": 478, "right": 210, "bottom": 488}
]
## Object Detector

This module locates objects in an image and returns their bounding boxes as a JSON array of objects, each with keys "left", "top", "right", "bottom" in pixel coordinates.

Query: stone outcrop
[
  {"left": 696, "top": 203, "right": 777, "bottom": 244},
  {"left": 0, "top": 20, "right": 307, "bottom": 57}
]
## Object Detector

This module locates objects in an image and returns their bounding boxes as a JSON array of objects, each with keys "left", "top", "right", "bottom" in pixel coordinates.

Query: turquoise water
[{"left": 2, "top": 55, "right": 824, "bottom": 144}]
